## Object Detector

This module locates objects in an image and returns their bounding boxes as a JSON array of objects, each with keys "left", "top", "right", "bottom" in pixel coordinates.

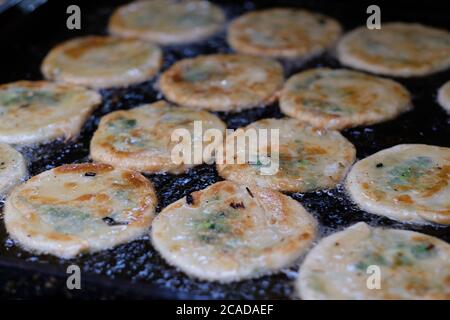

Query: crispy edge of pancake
[
  {"left": 297, "top": 222, "right": 450, "bottom": 300},
  {"left": 345, "top": 144, "right": 450, "bottom": 225},
  {"left": 158, "top": 54, "right": 284, "bottom": 111},
  {"left": 217, "top": 118, "right": 356, "bottom": 192},
  {"left": 108, "top": 0, "right": 225, "bottom": 45},
  {"left": 227, "top": 8, "right": 342, "bottom": 59}
]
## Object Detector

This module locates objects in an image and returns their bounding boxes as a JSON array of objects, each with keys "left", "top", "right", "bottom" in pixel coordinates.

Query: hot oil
[{"left": 0, "top": 0, "right": 449, "bottom": 299}]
